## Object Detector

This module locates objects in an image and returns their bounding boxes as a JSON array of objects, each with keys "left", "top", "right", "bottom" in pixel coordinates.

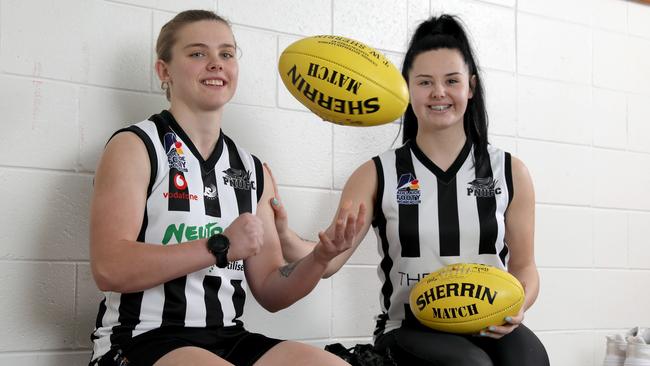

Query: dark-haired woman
[{"left": 270, "top": 15, "right": 549, "bottom": 365}]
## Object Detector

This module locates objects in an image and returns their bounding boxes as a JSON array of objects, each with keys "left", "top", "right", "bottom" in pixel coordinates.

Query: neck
[
  {"left": 168, "top": 103, "right": 223, "bottom": 160},
  {"left": 415, "top": 124, "right": 467, "bottom": 171}
]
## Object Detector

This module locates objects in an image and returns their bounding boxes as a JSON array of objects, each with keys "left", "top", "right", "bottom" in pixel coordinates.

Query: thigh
[
  {"left": 379, "top": 327, "right": 493, "bottom": 366},
  {"left": 472, "top": 324, "right": 549, "bottom": 366},
  {"left": 154, "top": 346, "right": 232, "bottom": 366},
  {"left": 253, "top": 341, "right": 349, "bottom": 366}
]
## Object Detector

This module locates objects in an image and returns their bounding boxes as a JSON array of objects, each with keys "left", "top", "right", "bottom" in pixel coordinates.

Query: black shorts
[{"left": 93, "top": 326, "right": 283, "bottom": 366}]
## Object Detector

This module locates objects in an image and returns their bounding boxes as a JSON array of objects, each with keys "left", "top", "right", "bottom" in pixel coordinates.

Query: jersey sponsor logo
[
  {"left": 396, "top": 173, "right": 421, "bottom": 205},
  {"left": 466, "top": 177, "right": 502, "bottom": 197},
  {"left": 204, "top": 184, "right": 218, "bottom": 200},
  {"left": 209, "top": 260, "right": 244, "bottom": 273},
  {"left": 163, "top": 191, "right": 199, "bottom": 201},
  {"left": 164, "top": 132, "right": 188, "bottom": 172},
  {"left": 173, "top": 173, "right": 188, "bottom": 190},
  {"left": 162, "top": 222, "right": 223, "bottom": 244},
  {"left": 222, "top": 168, "right": 255, "bottom": 191}
]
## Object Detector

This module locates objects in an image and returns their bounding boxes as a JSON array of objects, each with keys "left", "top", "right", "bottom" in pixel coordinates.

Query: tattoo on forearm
[{"left": 279, "top": 258, "right": 303, "bottom": 277}]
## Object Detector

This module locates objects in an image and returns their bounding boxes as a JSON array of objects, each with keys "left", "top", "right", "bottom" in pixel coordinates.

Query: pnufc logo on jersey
[
  {"left": 466, "top": 177, "right": 502, "bottom": 197},
  {"left": 396, "top": 173, "right": 421, "bottom": 205},
  {"left": 222, "top": 168, "right": 255, "bottom": 190},
  {"left": 164, "top": 132, "right": 188, "bottom": 172}
]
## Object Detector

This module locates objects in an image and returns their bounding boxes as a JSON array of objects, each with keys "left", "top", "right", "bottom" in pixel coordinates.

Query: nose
[
  {"left": 207, "top": 56, "right": 223, "bottom": 71},
  {"left": 431, "top": 82, "right": 445, "bottom": 99}
]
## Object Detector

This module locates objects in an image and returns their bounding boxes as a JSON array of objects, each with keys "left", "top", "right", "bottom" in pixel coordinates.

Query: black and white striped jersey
[
  {"left": 91, "top": 110, "right": 263, "bottom": 361},
  {"left": 371, "top": 140, "right": 513, "bottom": 338}
]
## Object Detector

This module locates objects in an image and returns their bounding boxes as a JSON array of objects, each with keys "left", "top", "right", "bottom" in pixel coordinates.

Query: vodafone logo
[{"left": 173, "top": 173, "right": 187, "bottom": 190}]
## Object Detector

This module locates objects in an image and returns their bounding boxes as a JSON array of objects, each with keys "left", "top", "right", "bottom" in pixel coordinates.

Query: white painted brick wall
[{"left": 1, "top": 1, "right": 649, "bottom": 365}]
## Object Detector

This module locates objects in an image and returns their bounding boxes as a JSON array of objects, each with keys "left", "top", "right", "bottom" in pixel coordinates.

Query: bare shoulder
[{"left": 94, "top": 131, "right": 150, "bottom": 189}]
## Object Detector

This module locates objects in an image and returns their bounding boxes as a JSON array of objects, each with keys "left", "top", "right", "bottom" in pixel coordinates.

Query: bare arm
[
  {"left": 265, "top": 161, "right": 377, "bottom": 278},
  {"left": 484, "top": 155, "right": 538, "bottom": 338},
  {"left": 243, "top": 165, "right": 368, "bottom": 312},
  {"left": 90, "top": 132, "right": 215, "bottom": 293}
]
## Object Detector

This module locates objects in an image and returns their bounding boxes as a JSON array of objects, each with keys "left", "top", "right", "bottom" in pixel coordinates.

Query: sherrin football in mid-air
[
  {"left": 409, "top": 263, "right": 524, "bottom": 334},
  {"left": 278, "top": 35, "right": 408, "bottom": 127}
]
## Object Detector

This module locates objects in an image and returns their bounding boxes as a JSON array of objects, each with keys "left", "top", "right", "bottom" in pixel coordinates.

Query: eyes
[
  {"left": 188, "top": 49, "right": 236, "bottom": 60},
  {"left": 416, "top": 78, "right": 460, "bottom": 87}
]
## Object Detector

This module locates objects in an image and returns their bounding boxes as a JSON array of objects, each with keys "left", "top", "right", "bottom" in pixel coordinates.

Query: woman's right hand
[{"left": 224, "top": 213, "right": 264, "bottom": 262}]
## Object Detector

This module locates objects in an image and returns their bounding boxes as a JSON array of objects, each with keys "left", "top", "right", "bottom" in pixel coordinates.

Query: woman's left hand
[{"left": 478, "top": 281, "right": 527, "bottom": 339}]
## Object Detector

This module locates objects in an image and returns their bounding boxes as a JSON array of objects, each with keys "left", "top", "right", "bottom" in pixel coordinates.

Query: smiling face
[
  {"left": 408, "top": 48, "right": 475, "bottom": 135},
  {"left": 156, "top": 20, "right": 238, "bottom": 112}
]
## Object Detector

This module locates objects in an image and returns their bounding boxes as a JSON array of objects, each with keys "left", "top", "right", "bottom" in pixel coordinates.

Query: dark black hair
[{"left": 401, "top": 15, "right": 490, "bottom": 173}]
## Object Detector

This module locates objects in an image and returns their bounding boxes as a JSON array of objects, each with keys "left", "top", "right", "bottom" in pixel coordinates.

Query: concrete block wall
[{"left": 0, "top": 0, "right": 648, "bottom": 365}]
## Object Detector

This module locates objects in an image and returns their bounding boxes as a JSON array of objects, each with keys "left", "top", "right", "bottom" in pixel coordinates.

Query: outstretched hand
[{"left": 313, "top": 201, "right": 366, "bottom": 265}]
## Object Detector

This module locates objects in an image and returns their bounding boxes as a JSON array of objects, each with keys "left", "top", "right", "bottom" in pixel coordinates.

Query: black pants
[{"left": 375, "top": 323, "right": 549, "bottom": 366}]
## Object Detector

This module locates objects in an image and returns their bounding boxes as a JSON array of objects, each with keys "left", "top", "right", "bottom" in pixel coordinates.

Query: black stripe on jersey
[
  {"left": 395, "top": 145, "right": 420, "bottom": 258},
  {"left": 161, "top": 276, "right": 188, "bottom": 327},
  {"left": 149, "top": 112, "right": 191, "bottom": 212},
  {"left": 223, "top": 136, "right": 253, "bottom": 214},
  {"left": 204, "top": 276, "right": 224, "bottom": 327},
  {"left": 374, "top": 312, "right": 388, "bottom": 336},
  {"left": 110, "top": 292, "right": 144, "bottom": 346},
  {"left": 91, "top": 299, "right": 107, "bottom": 341},
  {"left": 203, "top": 169, "right": 221, "bottom": 218},
  {"left": 437, "top": 176, "right": 460, "bottom": 256},
  {"left": 500, "top": 152, "right": 513, "bottom": 266},
  {"left": 372, "top": 157, "right": 394, "bottom": 313},
  {"left": 505, "top": 152, "right": 513, "bottom": 206},
  {"left": 231, "top": 279, "right": 246, "bottom": 327},
  {"left": 253, "top": 156, "right": 264, "bottom": 203},
  {"left": 475, "top": 153, "right": 498, "bottom": 255}
]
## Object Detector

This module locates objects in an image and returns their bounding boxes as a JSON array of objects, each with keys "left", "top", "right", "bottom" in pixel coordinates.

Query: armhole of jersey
[
  {"left": 372, "top": 156, "right": 384, "bottom": 227},
  {"left": 109, "top": 126, "right": 158, "bottom": 198},
  {"left": 505, "top": 152, "right": 513, "bottom": 206},
  {"left": 253, "top": 155, "right": 264, "bottom": 203}
]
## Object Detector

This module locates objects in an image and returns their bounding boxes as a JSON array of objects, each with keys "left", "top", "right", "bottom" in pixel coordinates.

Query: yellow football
[
  {"left": 409, "top": 263, "right": 524, "bottom": 334},
  {"left": 278, "top": 35, "right": 408, "bottom": 127}
]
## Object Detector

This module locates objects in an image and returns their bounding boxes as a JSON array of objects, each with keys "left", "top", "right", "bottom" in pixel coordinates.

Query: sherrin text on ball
[{"left": 278, "top": 35, "right": 408, "bottom": 126}]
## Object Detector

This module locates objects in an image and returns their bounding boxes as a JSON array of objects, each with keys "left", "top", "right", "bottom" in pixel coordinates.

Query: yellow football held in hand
[
  {"left": 409, "top": 263, "right": 524, "bottom": 334},
  {"left": 278, "top": 35, "right": 409, "bottom": 127}
]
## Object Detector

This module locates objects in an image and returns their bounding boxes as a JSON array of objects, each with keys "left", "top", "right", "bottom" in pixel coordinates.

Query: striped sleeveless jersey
[
  {"left": 371, "top": 139, "right": 513, "bottom": 337},
  {"left": 91, "top": 110, "right": 263, "bottom": 360}
]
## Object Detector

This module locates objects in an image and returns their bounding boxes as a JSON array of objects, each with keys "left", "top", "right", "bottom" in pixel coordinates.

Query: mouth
[
  {"left": 202, "top": 78, "right": 225, "bottom": 86},
  {"left": 428, "top": 104, "right": 452, "bottom": 111}
]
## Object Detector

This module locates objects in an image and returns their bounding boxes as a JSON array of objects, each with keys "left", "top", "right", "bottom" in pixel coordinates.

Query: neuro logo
[
  {"left": 466, "top": 177, "right": 502, "bottom": 197},
  {"left": 204, "top": 184, "right": 218, "bottom": 200},
  {"left": 164, "top": 132, "right": 188, "bottom": 172},
  {"left": 396, "top": 173, "right": 421, "bottom": 205},
  {"left": 222, "top": 168, "right": 255, "bottom": 190}
]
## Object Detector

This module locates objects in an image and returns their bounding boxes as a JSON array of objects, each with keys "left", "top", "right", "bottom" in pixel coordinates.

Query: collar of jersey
[
  {"left": 159, "top": 109, "right": 225, "bottom": 174},
  {"left": 408, "top": 138, "right": 472, "bottom": 185}
]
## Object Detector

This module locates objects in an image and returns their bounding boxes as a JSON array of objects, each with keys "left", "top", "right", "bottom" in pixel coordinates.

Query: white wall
[{"left": 0, "top": 0, "right": 649, "bottom": 365}]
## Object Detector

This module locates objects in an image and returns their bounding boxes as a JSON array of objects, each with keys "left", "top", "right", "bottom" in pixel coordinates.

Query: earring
[{"left": 161, "top": 81, "right": 169, "bottom": 90}]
